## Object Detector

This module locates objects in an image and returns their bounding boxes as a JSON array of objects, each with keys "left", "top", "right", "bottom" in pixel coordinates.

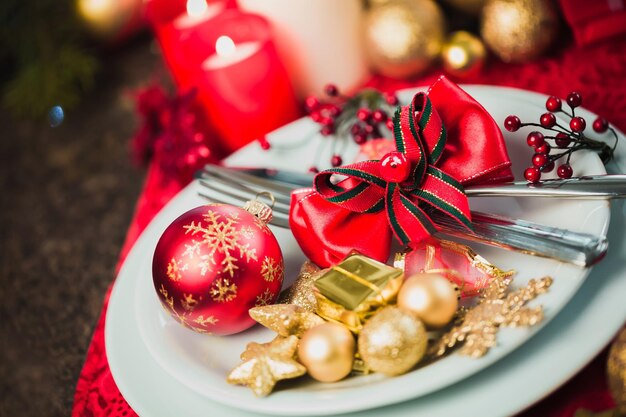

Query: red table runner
[{"left": 72, "top": 38, "right": 626, "bottom": 417}]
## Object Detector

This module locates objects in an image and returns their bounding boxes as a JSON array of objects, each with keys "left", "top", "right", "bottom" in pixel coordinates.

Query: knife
[{"left": 229, "top": 168, "right": 626, "bottom": 199}]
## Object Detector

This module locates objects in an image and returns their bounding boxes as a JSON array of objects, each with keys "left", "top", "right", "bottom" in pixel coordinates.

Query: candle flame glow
[
  {"left": 215, "top": 35, "right": 237, "bottom": 57},
  {"left": 186, "top": 0, "right": 208, "bottom": 17}
]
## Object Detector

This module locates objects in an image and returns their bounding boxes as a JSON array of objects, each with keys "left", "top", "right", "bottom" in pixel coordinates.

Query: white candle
[
  {"left": 202, "top": 36, "right": 261, "bottom": 69},
  {"left": 237, "top": 0, "right": 369, "bottom": 97},
  {"left": 173, "top": 0, "right": 224, "bottom": 29}
]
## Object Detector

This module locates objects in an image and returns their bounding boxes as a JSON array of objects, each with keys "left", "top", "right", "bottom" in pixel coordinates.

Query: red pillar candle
[
  {"left": 190, "top": 11, "right": 300, "bottom": 154},
  {"left": 146, "top": 0, "right": 231, "bottom": 90}
]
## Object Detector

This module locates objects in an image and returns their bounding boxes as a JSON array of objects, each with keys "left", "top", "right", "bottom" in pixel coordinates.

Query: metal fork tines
[{"left": 197, "top": 166, "right": 608, "bottom": 267}]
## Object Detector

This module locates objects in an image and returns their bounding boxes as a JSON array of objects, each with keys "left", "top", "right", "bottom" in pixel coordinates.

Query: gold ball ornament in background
[
  {"left": 77, "top": 0, "right": 144, "bottom": 42},
  {"left": 358, "top": 306, "right": 427, "bottom": 376},
  {"left": 298, "top": 322, "right": 355, "bottom": 382},
  {"left": 441, "top": 31, "right": 486, "bottom": 78},
  {"left": 608, "top": 327, "right": 626, "bottom": 415},
  {"left": 364, "top": 0, "right": 447, "bottom": 79},
  {"left": 480, "top": 0, "right": 560, "bottom": 63},
  {"left": 397, "top": 273, "right": 459, "bottom": 328}
]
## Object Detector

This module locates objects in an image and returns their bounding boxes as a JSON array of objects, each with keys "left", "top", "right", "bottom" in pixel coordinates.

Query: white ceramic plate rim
[{"left": 105, "top": 85, "right": 620, "bottom": 416}]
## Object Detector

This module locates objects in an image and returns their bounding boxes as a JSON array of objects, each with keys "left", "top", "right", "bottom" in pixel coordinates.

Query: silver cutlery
[{"left": 196, "top": 165, "right": 610, "bottom": 267}]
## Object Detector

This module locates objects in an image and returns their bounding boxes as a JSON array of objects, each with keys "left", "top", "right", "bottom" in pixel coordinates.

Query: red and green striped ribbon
[{"left": 314, "top": 92, "right": 472, "bottom": 246}]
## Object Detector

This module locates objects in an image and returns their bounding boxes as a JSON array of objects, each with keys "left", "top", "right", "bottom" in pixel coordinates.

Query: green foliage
[{"left": 0, "top": 0, "right": 99, "bottom": 120}]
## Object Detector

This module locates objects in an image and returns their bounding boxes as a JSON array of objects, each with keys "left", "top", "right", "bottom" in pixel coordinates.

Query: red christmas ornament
[{"left": 152, "top": 199, "right": 284, "bottom": 335}]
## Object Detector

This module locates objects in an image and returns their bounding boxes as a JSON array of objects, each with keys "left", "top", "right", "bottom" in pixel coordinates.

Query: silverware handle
[
  {"left": 433, "top": 211, "right": 608, "bottom": 267},
  {"left": 465, "top": 175, "right": 626, "bottom": 199}
]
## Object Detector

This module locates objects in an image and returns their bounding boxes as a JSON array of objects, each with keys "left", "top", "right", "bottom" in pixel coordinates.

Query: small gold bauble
[
  {"left": 480, "top": 0, "right": 560, "bottom": 63},
  {"left": 441, "top": 31, "right": 487, "bottom": 78},
  {"left": 397, "top": 273, "right": 459, "bottom": 328},
  {"left": 298, "top": 322, "right": 355, "bottom": 382},
  {"left": 364, "top": 0, "right": 447, "bottom": 79},
  {"left": 608, "top": 327, "right": 626, "bottom": 415},
  {"left": 358, "top": 306, "right": 427, "bottom": 376}
]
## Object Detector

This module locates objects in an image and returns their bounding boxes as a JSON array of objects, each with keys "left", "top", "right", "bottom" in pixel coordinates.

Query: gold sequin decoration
[{"left": 249, "top": 304, "right": 325, "bottom": 337}]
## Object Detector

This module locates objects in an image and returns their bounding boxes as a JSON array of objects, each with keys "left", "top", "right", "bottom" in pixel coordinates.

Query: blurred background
[{"left": 1, "top": 0, "right": 625, "bottom": 416}]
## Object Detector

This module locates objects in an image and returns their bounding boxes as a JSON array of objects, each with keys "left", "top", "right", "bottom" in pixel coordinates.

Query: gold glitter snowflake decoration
[
  {"left": 194, "top": 315, "right": 219, "bottom": 327},
  {"left": 166, "top": 258, "right": 184, "bottom": 282},
  {"left": 255, "top": 288, "right": 274, "bottom": 307},
  {"left": 183, "top": 208, "right": 258, "bottom": 278},
  {"left": 260, "top": 256, "right": 283, "bottom": 283},
  {"left": 180, "top": 293, "right": 199, "bottom": 312},
  {"left": 210, "top": 278, "right": 238, "bottom": 303},
  {"left": 431, "top": 275, "right": 553, "bottom": 358}
]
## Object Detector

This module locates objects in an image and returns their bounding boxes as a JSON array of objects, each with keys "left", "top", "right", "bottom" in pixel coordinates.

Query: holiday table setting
[{"left": 64, "top": 0, "right": 626, "bottom": 416}]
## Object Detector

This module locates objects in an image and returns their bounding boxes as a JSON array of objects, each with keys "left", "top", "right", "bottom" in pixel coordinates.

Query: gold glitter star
[
  {"left": 227, "top": 335, "right": 306, "bottom": 396},
  {"left": 278, "top": 261, "right": 322, "bottom": 312},
  {"left": 431, "top": 275, "right": 553, "bottom": 358},
  {"left": 249, "top": 304, "right": 324, "bottom": 337}
]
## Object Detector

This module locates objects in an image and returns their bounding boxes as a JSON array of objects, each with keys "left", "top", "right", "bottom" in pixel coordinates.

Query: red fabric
[
  {"left": 290, "top": 78, "right": 512, "bottom": 267},
  {"left": 72, "top": 37, "right": 626, "bottom": 416},
  {"left": 559, "top": 0, "right": 626, "bottom": 46}
]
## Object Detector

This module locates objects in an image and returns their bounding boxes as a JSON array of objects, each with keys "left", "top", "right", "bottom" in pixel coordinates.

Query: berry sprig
[
  {"left": 304, "top": 84, "right": 399, "bottom": 171},
  {"left": 504, "top": 91, "right": 619, "bottom": 183}
]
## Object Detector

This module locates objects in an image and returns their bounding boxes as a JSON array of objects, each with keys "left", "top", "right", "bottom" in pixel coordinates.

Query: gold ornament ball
[
  {"left": 441, "top": 31, "right": 486, "bottom": 78},
  {"left": 480, "top": 0, "right": 560, "bottom": 63},
  {"left": 608, "top": 327, "right": 626, "bottom": 415},
  {"left": 77, "top": 0, "right": 142, "bottom": 42},
  {"left": 364, "top": 0, "right": 447, "bottom": 79},
  {"left": 358, "top": 306, "right": 427, "bottom": 376},
  {"left": 298, "top": 322, "right": 355, "bottom": 382},
  {"left": 397, "top": 273, "right": 459, "bottom": 329}
]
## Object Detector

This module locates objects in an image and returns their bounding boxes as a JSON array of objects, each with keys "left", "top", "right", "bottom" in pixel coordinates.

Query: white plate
[{"left": 105, "top": 86, "right": 626, "bottom": 416}]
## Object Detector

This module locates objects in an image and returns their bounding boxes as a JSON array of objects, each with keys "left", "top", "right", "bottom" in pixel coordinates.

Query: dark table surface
[{"left": 0, "top": 38, "right": 157, "bottom": 417}]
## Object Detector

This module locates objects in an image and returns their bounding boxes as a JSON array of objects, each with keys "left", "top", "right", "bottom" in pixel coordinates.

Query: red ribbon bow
[{"left": 290, "top": 77, "right": 513, "bottom": 267}]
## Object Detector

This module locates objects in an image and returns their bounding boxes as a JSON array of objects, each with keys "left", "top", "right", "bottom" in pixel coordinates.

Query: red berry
[
  {"left": 372, "top": 109, "right": 387, "bottom": 123},
  {"left": 540, "top": 112, "right": 557, "bottom": 128},
  {"left": 321, "top": 125, "right": 334, "bottom": 136},
  {"left": 555, "top": 132, "right": 571, "bottom": 148},
  {"left": 380, "top": 152, "right": 410, "bottom": 183},
  {"left": 504, "top": 115, "right": 521, "bottom": 132},
  {"left": 541, "top": 161, "right": 555, "bottom": 173},
  {"left": 557, "top": 164, "right": 573, "bottom": 179},
  {"left": 305, "top": 96, "right": 320, "bottom": 112},
  {"left": 592, "top": 117, "right": 609, "bottom": 133},
  {"left": 526, "top": 131, "right": 545, "bottom": 147},
  {"left": 364, "top": 124, "right": 375, "bottom": 134},
  {"left": 331, "top": 154, "right": 343, "bottom": 167},
  {"left": 536, "top": 142, "right": 551, "bottom": 155},
  {"left": 350, "top": 124, "right": 362, "bottom": 135},
  {"left": 532, "top": 153, "right": 548, "bottom": 167},
  {"left": 324, "top": 84, "right": 339, "bottom": 97},
  {"left": 320, "top": 117, "right": 333, "bottom": 127},
  {"left": 524, "top": 167, "right": 541, "bottom": 183},
  {"left": 353, "top": 133, "right": 367, "bottom": 144},
  {"left": 329, "top": 105, "right": 342, "bottom": 117},
  {"left": 570, "top": 116, "right": 586, "bottom": 132},
  {"left": 310, "top": 111, "right": 322, "bottom": 123},
  {"left": 308, "top": 166, "right": 319, "bottom": 174},
  {"left": 566, "top": 91, "right": 582, "bottom": 108},
  {"left": 545, "top": 96, "right": 562, "bottom": 112},
  {"left": 386, "top": 119, "right": 394, "bottom": 130},
  {"left": 259, "top": 137, "right": 271, "bottom": 150},
  {"left": 384, "top": 92, "right": 399, "bottom": 106},
  {"left": 357, "top": 108, "right": 371, "bottom": 122}
]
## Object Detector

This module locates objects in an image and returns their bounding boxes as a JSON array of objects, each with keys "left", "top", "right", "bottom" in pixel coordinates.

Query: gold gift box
[{"left": 314, "top": 253, "right": 404, "bottom": 332}]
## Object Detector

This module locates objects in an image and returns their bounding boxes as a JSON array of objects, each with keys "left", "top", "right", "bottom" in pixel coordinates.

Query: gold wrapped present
[{"left": 314, "top": 253, "right": 403, "bottom": 332}]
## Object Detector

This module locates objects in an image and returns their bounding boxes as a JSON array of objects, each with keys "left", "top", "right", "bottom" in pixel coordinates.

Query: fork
[{"left": 196, "top": 166, "right": 609, "bottom": 267}]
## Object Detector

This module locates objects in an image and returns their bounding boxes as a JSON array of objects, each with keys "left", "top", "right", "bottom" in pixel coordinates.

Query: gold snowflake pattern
[
  {"left": 158, "top": 284, "right": 175, "bottom": 310},
  {"left": 210, "top": 278, "right": 238, "bottom": 303},
  {"left": 253, "top": 216, "right": 272, "bottom": 235},
  {"left": 180, "top": 293, "right": 199, "bottom": 312},
  {"left": 194, "top": 315, "right": 219, "bottom": 327},
  {"left": 166, "top": 258, "right": 183, "bottom": 282},
  {"left": 431, "top": 275, "right": 553, "bottom": 358},
  {"left": 183, "top": 209, "right": 258, "bottom": 277},
  {"left": 158, "top": 285, "right": 195, "bottom": 330},
  {"left": 240, "top": 226, "right": 255, "bottom": 240},
  {"left": 255, "top": 288, "right": 274, "bottom": 307},
  {"left": 260, "top": 256, "right": 283, "bottom": 283}
]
